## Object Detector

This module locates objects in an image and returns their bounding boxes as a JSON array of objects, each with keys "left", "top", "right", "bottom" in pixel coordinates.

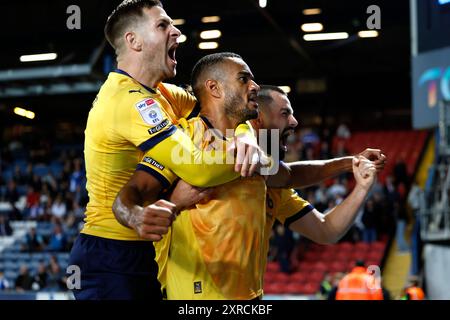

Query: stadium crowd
[{"left": 0, "top": 122, "right": 412, "bottom": 295}]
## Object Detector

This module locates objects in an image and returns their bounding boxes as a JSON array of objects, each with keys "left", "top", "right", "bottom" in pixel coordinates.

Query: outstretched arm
[
  {"left": 266, "top": 148, "right": 386, "bottom": 188},
  {"left": 288, "top": 156, "right": 377, "bottom": 244}
]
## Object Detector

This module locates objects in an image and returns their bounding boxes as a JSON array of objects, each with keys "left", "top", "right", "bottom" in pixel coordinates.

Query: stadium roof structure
[{"left": 0, "top": 0, "right": 411, "bottom": 125}]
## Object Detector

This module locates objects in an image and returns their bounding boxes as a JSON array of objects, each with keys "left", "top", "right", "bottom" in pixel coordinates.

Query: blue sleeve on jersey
[
  {"left": 136, "top": 164, "right": 171, "bottom": 190},
  {"left": 138, "top": 125, "right": 177, "bottom": 152},
  {"left": 284, "top": 204, "right": 314, "bottom": 227}
]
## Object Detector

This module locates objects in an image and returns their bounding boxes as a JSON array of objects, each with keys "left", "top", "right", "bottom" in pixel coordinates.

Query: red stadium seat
[
  {"left": 371, "top": 241, "right": 386, "bottom": 252},
  {"left": 354, "top": 242, "right": 370, "bottom": 251},
  {"left": 264, "top": 272, "right": 276, "bottom": 284},
  {"left": 301, "top": 281, "right": 320, "bottom": 295},
  {"left": 312, "top": 261, "right": 328, "bottom": 272},
  {"left": 338, "top": 242, "right": 353, "bottom": 252},
  {"left": 266, "top": 261, "right": 280, "bottom": 273},
  {"left": 309, "top": 271, "right": 325, "bottom": 283},
  {"left": 273, "top": 272, "right": 290, "bottom": 283},
  {"left": 304, "top": 251, "right": 321, "bottom": 261},
  {"left": 350, "top": 251, "right": 366, "bottom": 261},
  {"left": 264, "top": 282, "right": 285, "bottom": 294},
  {"left": 329, "top": 261, "right": 348, "bottom": 273},
  {"left": 285, "top": 283, "right": 305, "bottom": 294},
  {"left": 289, "top": 272, "right": 307, "bottom": 283},
  {"left": 297, "top": 261, "right": 314, "bottom": 272},
  {"left": 366, "top": 251, "right": 384, "bottom": 262}
]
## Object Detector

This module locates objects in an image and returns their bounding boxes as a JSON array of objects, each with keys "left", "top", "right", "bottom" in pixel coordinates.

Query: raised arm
[
  {"left": 266, "top": 148, "right": 386, "bottom": 188},
  {"left": 288, "top": 156, "right": 377, "bottom": 244}
]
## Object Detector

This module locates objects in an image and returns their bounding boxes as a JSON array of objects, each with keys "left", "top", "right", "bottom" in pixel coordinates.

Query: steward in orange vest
[{"left": 336, "top": 261, "right": 383, "bottom": 300}]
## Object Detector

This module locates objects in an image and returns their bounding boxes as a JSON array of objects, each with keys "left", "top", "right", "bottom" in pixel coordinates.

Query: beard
[{"left": 224, "top": 91, "right": 258, "bottom": 124}]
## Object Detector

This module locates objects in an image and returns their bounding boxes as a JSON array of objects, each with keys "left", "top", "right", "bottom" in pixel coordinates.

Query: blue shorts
[{"left": 68, "top": 233, "right": 162, "bottom": 300}]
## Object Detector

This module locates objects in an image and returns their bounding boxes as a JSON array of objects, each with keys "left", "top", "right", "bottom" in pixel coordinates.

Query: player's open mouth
[
  {"left": 248, "top": 93, "right": 258, "bottom": 109},
  {"left": 168, "top": 43, "right": 178, "bottom": 64},
  {"left": 280, "top": 129, "right": 293, "bottom": 151}
]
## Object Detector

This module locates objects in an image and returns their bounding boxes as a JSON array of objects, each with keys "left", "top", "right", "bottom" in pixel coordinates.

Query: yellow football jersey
[
  {"left": 152, "top": 116, "right": 267, "bottom": 300},
  {"left": 138, "top": 119, "right": 256, "bottom": 188},
  {"left": 82, "top": 70, "right": 197, "bottom": 241}
]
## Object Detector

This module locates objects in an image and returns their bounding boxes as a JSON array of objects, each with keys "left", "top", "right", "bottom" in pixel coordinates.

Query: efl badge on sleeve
[{"left": 135, "top": 98, "right": 164, "bottom": 126}]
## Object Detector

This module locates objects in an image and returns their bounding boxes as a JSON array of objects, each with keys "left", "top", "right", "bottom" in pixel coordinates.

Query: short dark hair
[
  {"left": 191, "top": 52, "right": 242, "bottom": 99},
  {"left": 104, "top": 0, "right": 162, "bottom": 52},
  {"left": 355, "top": 259, "right": 365, "bottom": 267},
  {"left": 256, "top": 85, "right": 287, "bottom": 109}
]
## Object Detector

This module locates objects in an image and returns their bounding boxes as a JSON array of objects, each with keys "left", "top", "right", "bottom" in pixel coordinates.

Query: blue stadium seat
[
  {"left": 3, "top": 252, "right": 19, "bottom": 261},
  {"left": 4, "top": 270, "right": 18, "bottom": 281},
  {"left": 16, "top": 185, "right": 28, "bottom": 196},
  {"left": 0, "top": 185, "right": 6, "bottom": 198},
  {"left": 4, "top": 261, "right": 18, "bottom": 270},
  {"left": 33, "top": 165, "right": 49, "bottom": 177},
  {"left": 2, "top": 169, "right": 13, "bottom": 181},
  {"left": 50, "top": 163, "right": 63, "bottom": 176},
  {"left": 16, "top": 253, "right": 31, "bottom": 262},
  {"left": 13, "top": 159, "right": 28, "bottom": 173},
  {"left": 31, "top": 253, "right": 45, "bottom": 261}
]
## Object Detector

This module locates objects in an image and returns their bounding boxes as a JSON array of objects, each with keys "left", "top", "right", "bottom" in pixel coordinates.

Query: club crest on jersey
[
  {"left": 194, "top": 281, "right": 202, "bottom": 294},
  {"left": 135, "top": 98, "right": 164, "bottom": 126}
]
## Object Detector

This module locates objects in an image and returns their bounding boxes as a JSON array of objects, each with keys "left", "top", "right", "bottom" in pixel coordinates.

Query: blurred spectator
[
  {"left": 69, "top": 158, "right": 84, "bottom": 193},
  {"left": 319, "top": 273, "right": 333, "bottom": 299},
  {"left": 336, "top": 260, "right": 383, "bottom": 300},
  {"left": 42, "top": 173, "right": 57, "bottom": 194},
  {"left": 327, "top": 272, "right": 345, "bottom": 300},
  {"left": 47, "top": 256, "right": 67, "bottom": 291},
  {"left": 393, "top": 158, "right": 410, "bottom": 189},
  {"left": 314, "top": 183, "right": 328, "bottom": 210},
  {"left": 401, "top": 276, "right": 425, "bottom": 300},
  {"left": 15, "top": 265, "right": 33, "bottom": 292},
  {"left": 24, "top": 185, "right": 40, "bottom": 219},
  {"left": 32, "top": 262, "right": 48, "bottom": 291},
  {"left": 301, "top": 129, "right": 320, "bottom": 148},
  {"left": 0, "top": 270, "right": 11, "bottom": 291},
  {"left": 24, "top": 163, "right": 33, "bottom": 185},
  {"left": 394, "top": 200, "right": 410, "bottom": 253},
  {"left": 327, "top": 178, "right": 347, "bottom": 200},
  {"left": 51, "top": 193, "right": 67, "bottom": 220},
  {"left": 12, "top": 165, "right": 26, "bottom": 185},
  {"left": 362, "top": 199, "right": 378, "bottom": 243},
  {"left": 31, "top": 174, "right": 43, "bottom": 193},
  {"left": 4, "top": 180, "right": 19, "bottom": 204},
  {"left": 336, "top": 123, "right": 351, "bottom": 139},
  {"left": 382, "top": 284, "right": 392, "bottom": 300},
  {"left": 0, "top": 215, "right": 13, "bottom": 236},
  {"left": 8, "top": 139, "right": 23, "bottom": 157},
  {"left": 71, "top": 200, "right": 85, "bottom": 221},
  {"left": 408, "top": 182, "right": 425, "bottom": 275},
  {"left": 46, "top": 223, "right": 67, "bottom": 252},
  {"left": 319, "top": 141, "right": 331, "bottom": 160},
  {"left": 272, "top": 223, "right": 295, "bottom": 273},
  {"left": 334, "top": 140, "right": 349, "bottom": 158},
  {"left": 21, "top": 227, "right": 44, "bottom": 252},
  {"left": 39, "top": 184, "right": 51, "bottom": 208}
]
